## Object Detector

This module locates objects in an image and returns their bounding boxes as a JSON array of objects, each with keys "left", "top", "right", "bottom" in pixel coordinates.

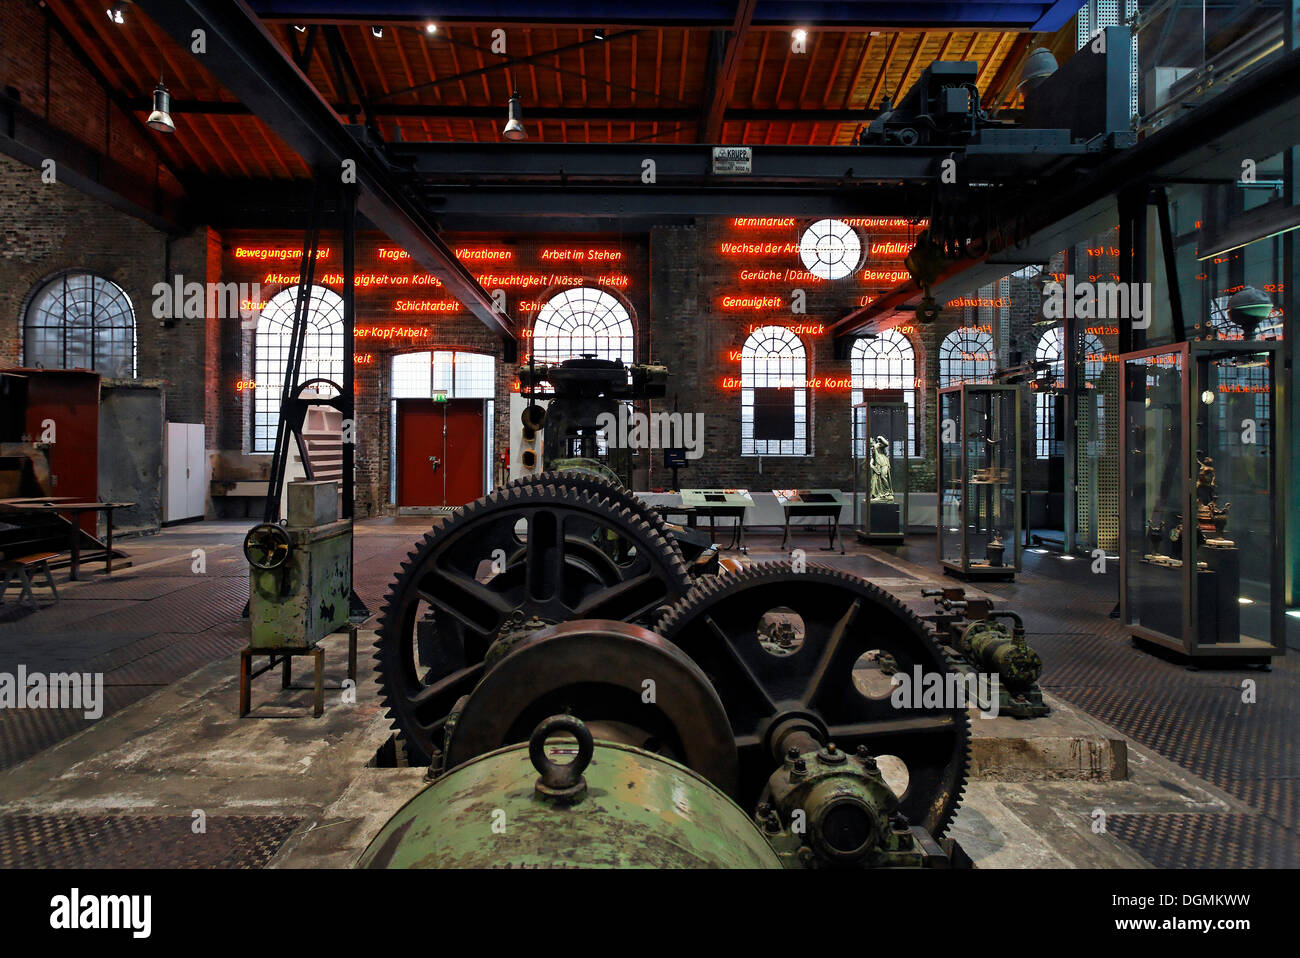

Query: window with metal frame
[
  {"left": 799, "top": 218, "right": 862, "bottom": 280},
  {"left": 741, "top": 325, "right": 808, "bottom": 456},
  {"left": 1034, "top": 326, "right": 1107, "bottom": 458},
  {"left": 851, "top": 329, "right": 918, "bottom": 457},
  {"left": 23, "top": 272, "right": 136, "bottom": 379},
  {"left": 253, "top": 284, "right": 344, "bottom": 453},
  {"left": 938, "top": 327, "right": 996, "bottom": 388},
  {"left": 391, "top": 350, "right": 495, "bottom": 399},
  {"left": 531, "top": 287, "right": 634, "bottom": 364}
]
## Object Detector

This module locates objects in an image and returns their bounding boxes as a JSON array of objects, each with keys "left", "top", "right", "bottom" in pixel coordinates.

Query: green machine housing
[{"left": 248, "top": 480, "right": 351, "bottom": 649}]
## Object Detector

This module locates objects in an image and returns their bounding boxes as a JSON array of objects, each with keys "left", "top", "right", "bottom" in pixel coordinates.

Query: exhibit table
[
  {"left": 773, "top": 489, "right": 845, "bottom": 553},
  {"left": 679, "top": 488, "right": 754, "bottom": 553}
]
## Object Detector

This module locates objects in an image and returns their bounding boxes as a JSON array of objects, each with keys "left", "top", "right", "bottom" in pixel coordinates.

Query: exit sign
[{"left": 432, "top": 390, "right": 448, "bottom": 402}]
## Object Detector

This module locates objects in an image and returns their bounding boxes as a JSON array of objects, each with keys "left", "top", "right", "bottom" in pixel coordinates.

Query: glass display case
[
  {"left": 851, "top": 400, "right": 908, "bottom": 542},
  {"left": 1120, "top": 342, "right": 1284, "bottom": 661},
  {"left": 937, "top": 383, "right": 1022, "bottom": 578}
]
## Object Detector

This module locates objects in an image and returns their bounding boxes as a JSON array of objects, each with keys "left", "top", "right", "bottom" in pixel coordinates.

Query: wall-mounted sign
[{"left": 712, "top": 146, "right": 752, "bottom": 175}]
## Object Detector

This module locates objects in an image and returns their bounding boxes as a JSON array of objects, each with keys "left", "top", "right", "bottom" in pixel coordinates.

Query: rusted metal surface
[
  {"left": 358, "top": 736, "right": 780, "bottom": 870},
  {"left": 658, "top": 562, "right": 971, "bottom": 839},
  {"left": 443, "top": 619, "right": 738, "bottom": 795},
  {"left": 374, "top": 483, "right": 691, "bottom": 766}
]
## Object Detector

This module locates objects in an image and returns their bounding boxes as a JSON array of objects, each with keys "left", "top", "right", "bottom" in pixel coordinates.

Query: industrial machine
[
  {"left": 514, "top": 355, "right": 668, "bottom": 487},
  {"left": 921, "top": 586, "right": 1049, "bottom": 719},
  {"left": 368, "top": 475, "right": 974, "bottom": 868},
  {"left": 243, "top": 480, "right": 351, "bottom": 648},
  {"left": 858, "top": 61, "right": 989, "bottom": 147}
]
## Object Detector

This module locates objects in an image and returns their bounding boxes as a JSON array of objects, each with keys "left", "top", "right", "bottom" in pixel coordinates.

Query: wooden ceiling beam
[
  {"left": 982, "top": 33, "right": 1033, "bottom": 111},
  {"left": 702, "top": 0, "right": 757, "bottom": 142},
  {"left": 864, "top": 32, "right": 900, "bottom": 109}
]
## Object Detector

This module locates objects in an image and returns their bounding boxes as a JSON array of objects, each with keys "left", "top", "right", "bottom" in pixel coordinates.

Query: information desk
[
  {"left": 678, "top": 489, "right": 753, "bottom": 553},
  {"left": 773, "top": 489, "right": 845, "bottom": 553}
]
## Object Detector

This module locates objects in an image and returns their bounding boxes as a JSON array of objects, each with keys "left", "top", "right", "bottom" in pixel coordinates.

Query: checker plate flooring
[{"left": 0, "top": 814, "right": 302, "bottom": 869}]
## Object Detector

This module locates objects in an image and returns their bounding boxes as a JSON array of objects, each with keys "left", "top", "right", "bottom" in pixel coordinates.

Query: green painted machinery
[
  {"left": 244, "top": 480, "right": 350, "bottom": 649},
  {"left": 359, "top": 715, "right": 783, "bottom": 869},
  {"left": 369, "top": 480, "right": 974, "bottom": 869},
  {"left": 922, "top": 587, "right": 1049, "bottom": 719}
]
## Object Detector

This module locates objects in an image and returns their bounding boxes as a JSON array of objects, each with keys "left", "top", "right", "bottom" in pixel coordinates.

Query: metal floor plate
[
  {"left": 1105, "top": 813, "right": 1300, "bottom": 869},
  {"left": 0, "top": 814, "right": 302, "bottom": 869}
]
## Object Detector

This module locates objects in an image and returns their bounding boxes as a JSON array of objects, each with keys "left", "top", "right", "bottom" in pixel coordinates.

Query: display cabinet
[
  {"left": 937, "top": 383, "right": 1022, "bottom": 578},
  {"left": 852, "top": 400, "right": 908, "bottom": 542},
  {"left": 1119, "top": 341, "right": 1285, "bottom": 661}
]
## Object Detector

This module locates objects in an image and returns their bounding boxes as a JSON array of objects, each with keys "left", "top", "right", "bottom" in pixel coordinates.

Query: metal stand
[
  {"left": 239, "top": 625, "right": 359, "bottom": 718},
  {"left": 780, "top": 505, "right": 844, "bottom": 554},
  {"left": 700, "top": 507, "right": 748, "bottom": 553}
]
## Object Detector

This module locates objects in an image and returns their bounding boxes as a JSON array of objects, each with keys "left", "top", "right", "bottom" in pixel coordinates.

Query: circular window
[{"left": 799, "top": 219, "right": 862, "bottom": 280}]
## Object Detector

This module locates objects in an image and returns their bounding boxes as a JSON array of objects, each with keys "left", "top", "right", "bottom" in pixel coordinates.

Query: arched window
[
  {"left": 1034, "top": 326, "right": 1107, "bottom": 458},
  {"left": 23, "top": 272, "right": 136, "bottom": 378},
  {"left": 938, "top": 326, "right": 996, "bottom": 388},
  {"left": 1201, "top": 302, "right": 1273, "bottom": 449},
  {"left": 799, "top": 219, "right": 862, "bottom": 280},
  {"left": 1204, "top": 295, "right": 1284, "bottom": 341},
  {"left": 531, "top": 287, "right": 634, "bottom": 364},
  {"left": 851, "top": 329, "right": 917, "bottom": 457},
  {"left": 253, "top": 284, "right": 344, "bottom": 452},
  {"left": 1035, "top": 327, "right": 1065, "bottom": 459},
  {"left": 741, "top": 326, "right": 807, "bottom": 456}
]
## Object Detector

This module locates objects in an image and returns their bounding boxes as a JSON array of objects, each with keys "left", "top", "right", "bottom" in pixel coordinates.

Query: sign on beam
[{"left": 711, "top": 146, "right": 753, "bottom": 175}]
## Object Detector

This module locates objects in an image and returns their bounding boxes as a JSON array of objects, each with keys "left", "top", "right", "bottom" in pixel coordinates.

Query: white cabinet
[{"left": 165, "top": 422, "right": 206, "bottom": 522}]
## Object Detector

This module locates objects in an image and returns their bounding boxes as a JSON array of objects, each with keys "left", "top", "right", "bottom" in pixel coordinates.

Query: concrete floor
[{"left": 0, "top": 517, "right": 1292, "bottom": 868}]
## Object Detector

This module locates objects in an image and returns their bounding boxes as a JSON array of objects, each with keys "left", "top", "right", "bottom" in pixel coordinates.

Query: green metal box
[{"left": 249, "top": 518, "right": 352, "bottom": 649}]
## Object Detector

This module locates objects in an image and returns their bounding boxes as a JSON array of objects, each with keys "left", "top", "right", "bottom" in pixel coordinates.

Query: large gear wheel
[
  {"left": 376, "top": 482, "right": 691, "bottom": 766},
  {"left": 508, "top": 470, "right": 681, "bottom": 558},
  {"left": 657, "top": 562, "right": 970, "bottom": 838}
]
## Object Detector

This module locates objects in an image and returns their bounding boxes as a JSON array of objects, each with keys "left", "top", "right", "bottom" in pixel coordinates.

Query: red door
[{"left": 396, "top": 399, "right": 484, "bottom": 507}]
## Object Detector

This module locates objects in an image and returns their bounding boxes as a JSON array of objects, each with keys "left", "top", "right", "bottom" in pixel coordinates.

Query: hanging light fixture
[
  {"left": 1226, "top": 285, "right": 1274, "bottom": 339},
  {"left": 371, "top": 25, "right": 384, "bottom": 39},
  {"left": 1017, "top": 47, "right": 1059, "bottom": 93},
  {"left": 106, "top": 2, "right": 129, "bottom": 24},
  {"left": 147, "top": 77, "right": 175, "bottom": 134},
  {"left": 502, "top": 90, "right": 527, "bottom": 141}
]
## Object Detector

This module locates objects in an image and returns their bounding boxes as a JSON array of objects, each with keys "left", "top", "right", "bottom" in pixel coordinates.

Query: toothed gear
[
  {"left": 375, "top": 482, "right": 691, "bottom": 766},
  {"left": 657, "top": 562, "right": 970, "bottom": 839},
  {"left": 507, "top": 470, "right": 682, "bottom": 560}
]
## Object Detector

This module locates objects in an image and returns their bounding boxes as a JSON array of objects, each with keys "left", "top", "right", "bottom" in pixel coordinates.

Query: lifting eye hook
[{"left": 529, "top": 714, "right": 594, "bottom": 805}]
